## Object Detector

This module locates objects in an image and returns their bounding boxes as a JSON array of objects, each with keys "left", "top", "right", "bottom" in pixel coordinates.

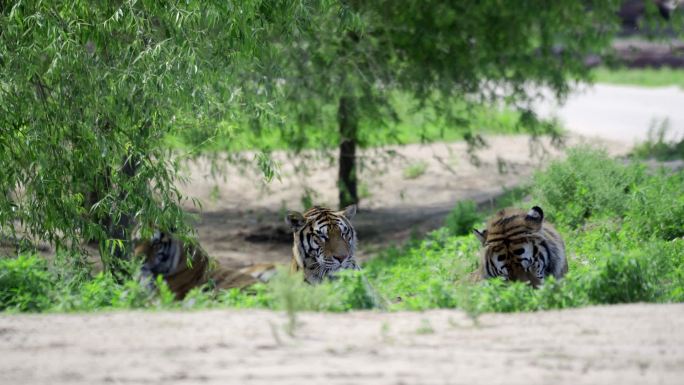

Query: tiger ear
[
  {"left": 285, "top": 211, "right": 306, "bottom": 232},
  {"left": 473, "top": 229, "right": 487, "bottom": 245},
  {"left": 525, "top": 206, "right": 544, "bottom": 229},
  {"left": 341, "top": 204, "right": 357, "bottom": 219}
]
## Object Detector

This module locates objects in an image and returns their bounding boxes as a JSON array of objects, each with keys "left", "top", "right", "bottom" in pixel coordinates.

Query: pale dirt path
[
  {"left": 536, "top": 83, "right": 684, "bottom": 143},
  {"left": 1, "top": 303, "right": 682, "bottom": 385}
]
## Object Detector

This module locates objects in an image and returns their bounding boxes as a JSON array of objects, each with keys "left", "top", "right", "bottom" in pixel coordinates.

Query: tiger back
[
  {"left": 285, "top": 205, "right": 360, "bottom": 284},
  {"left": 473, "top": 206, "right": 567, "bottom": 287},
  {"left": 134, "top": 231, "right": 275, "bottom": 299}
]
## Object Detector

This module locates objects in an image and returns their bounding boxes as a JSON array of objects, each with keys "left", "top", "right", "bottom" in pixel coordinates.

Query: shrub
[
  {"left": 0, "top": 256, "right": 52, "bottom": 312},
  {"left": 631, "top": 124, "right": 684, "bottom": 161},
  {"left": 532, "top": 146, "right": 644, "bottom": 228},
  {"left": 626, "top": 171, "right": 684, "bottom": 240},
  {"left": 444, "top": 200, "right": 483, "bottom": 236},
  {"left": 583, "top": 251, "right": 656, "bottom": 304}
]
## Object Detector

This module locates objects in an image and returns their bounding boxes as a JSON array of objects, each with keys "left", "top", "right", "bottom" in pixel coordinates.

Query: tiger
[
  {"left": 135, "top": 230, "right": 276, "bottom": 299},
  {"left": 473, "top": 206, "right": 567, "bottom": 288},
  {"left": 285, "top": 204, "right": 360, "bottom": 284}
]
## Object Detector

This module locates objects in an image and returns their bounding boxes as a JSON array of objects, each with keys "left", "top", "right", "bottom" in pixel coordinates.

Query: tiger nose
[{"left": 333, "top": 255, "right": 347, "bottom": 262}]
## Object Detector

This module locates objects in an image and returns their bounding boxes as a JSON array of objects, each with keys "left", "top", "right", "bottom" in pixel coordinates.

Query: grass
[
  {"left": 592, "top": 67, "right": 684, "bottom": 89},
  {"left": 403, "top": 161, "right": 428, "bottom": 179},
  {"left": 166, "top": 93, "right": 526, "bottom": 153},
  {"left": 444, "top": 200, "right": 483, "bottom": 236},
  {"left": 631, "top": 124, "right": 684, "bottom": 161},
  {"left": 2, "top": 147, "right": 683, "bottom": 314}
]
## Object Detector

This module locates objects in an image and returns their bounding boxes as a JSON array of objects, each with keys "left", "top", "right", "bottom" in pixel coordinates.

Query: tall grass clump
[
  {"left": 532, "top": 146, "right": 644, "bottom": 228},
  {"left": 220, "top": 267, "right": 382, "bottom": 312},
  {"left": 0, "top": 256, "right": 53, "bottom": 312},
  {"left": 0, "top": 254, "right": 156, "bottom": 312},
  {"left": 444, "top": 200, "right": 482, "bottom": 236},
  {"left": 631, "top": 124, "right": 684, "bottom": 161},
  {"left": 626, "top": 171, "right": 684, "bottom": 240}
]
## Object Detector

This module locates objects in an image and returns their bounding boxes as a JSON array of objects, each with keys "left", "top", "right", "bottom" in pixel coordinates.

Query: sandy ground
[{"left": 1, "top": 303, "right": 683, "bottom": 385}]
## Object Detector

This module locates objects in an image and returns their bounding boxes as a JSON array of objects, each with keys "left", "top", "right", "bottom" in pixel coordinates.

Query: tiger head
[
  {"left": 134, "top": 230, "right": 209, "bottom": 299},
  {"left": 135, "top": 231, "right": 272, "bottom": 299},
  {"left": 474, "top": 206, "right": 555, "bottom": 287},
  {"left": 285, "top": 205, "right": 359, "bottom": 284}
]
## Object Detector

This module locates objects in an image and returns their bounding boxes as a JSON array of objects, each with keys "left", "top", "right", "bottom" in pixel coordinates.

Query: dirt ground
[{"left": 1, "top": 303, "right": 682, "bottom": 385}]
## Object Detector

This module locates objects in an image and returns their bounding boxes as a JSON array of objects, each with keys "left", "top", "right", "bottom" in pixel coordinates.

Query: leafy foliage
[
  {"left": 626, "top": 171, "right": 684, "bottom": 240},
  {"left": 216, "top": 0, "right": 640, "bottom": 206},
  {"left": 3, "top": 147, "right": 684, "bottom": 314},
  {"left": 532, "top": 146, "right": 645, "bottom": 228},
  {"left": 0, "top": 1, "right": 317, "bottom": 260},
  {"left": 631, "top": 124, "right": 684, "bottom": 161},
  {"left": 444, "top": 200, "right": 483, "bottom": 237},
  {"left": 0, "top": 255, "right": 53, "bottom": 312}
]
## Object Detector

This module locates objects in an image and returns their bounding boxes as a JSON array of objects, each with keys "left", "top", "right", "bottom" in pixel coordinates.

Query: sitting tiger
[
  {"left": 285, "top": 205, "right": 360, "bottom": 284},
  {"left": 135, "top": 230, "right": 276, "bottom": 299},
  {"left": 473, "top": 206, "right": 567, "bottom": 287}
]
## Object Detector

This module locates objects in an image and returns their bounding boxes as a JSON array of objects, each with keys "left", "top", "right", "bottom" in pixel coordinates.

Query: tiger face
[
  {"left": 285, "top": 205, "right": 359, "bottom": 284},
  {"left": 139, "top": 230, "right": 183, "bottom": 278},
  {"left": 135, "top": 230, "right": 268, "bottom": 299},
  {"left": 474, "top": 206, "right": 567, "bottom": 287},
  {"left": 135, "top": 230, "right": 209, "bottom": 298}
]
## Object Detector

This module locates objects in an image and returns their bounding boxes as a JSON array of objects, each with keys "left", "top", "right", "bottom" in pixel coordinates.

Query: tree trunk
[
  {"left": 338, "top": 95, "right": 358, "bottom": 208},
  {"left": 105, "top": 153, "right": 139, "bottom": 266}
]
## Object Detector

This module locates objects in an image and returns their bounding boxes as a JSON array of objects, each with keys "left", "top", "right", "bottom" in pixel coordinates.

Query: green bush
[
  {"left": 532, "top": 146, "right": 644, "bottom": 228},
  {"left": 444, "top": 200, "right": 483, "bottom": 236},
  {"left": 631, "top": 125, "right": 684, "bottom": 161},
  {"left": 0, "top": 256, "right": 52, "bottom": 312},
  {"left": 583, "top": 251, "right": 656, "bottom": 304},
  {"left": 0, "top": 254, "right": 158, "bottom": 312},
  {"left": 626, "top": 172, "right": 684, "bottom": 240}
]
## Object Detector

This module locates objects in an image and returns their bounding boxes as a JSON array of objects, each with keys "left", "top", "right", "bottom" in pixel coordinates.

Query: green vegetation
[
  {"left": 4, "top": 147, "right": 682, "bottom": 314},
  {"left": 631, "top": 125, "right": 684, "bottom": 161},
  {"left": 229, "top": 0, "right": 627, "bottom": 207},
  {"left": 167, "top": 97, "right": 522, "bottom": 152},
  {"left": 3, "top": 2, "right": 683, "bottom": 315},
  {"left": 532, "top": 147, "right": 646, "bottom": 228},
  {"left": 592, "top": 67, "right": 684, "bottom": 89},
  {"left": 403, "top": 161, "right": 429, "bottom": 180},
  {"left": 2, "top": 0, "right": 627, "bottom": 261},
  {"left": 444, "top": 200, "right": 483, "bottom": 236},
  {"left": 0, "top": 1, "right": 313, "bottom": 264}
]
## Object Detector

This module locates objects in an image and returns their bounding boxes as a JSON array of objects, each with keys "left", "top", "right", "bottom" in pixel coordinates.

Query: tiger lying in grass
[
  {"left": 135, "top": 230, "right": 276, "bottom": 299},
  {"left": 136, "top": 204, "right": 360, "bottom": 297},
  {"left": 473, "top": 206, "right": 567, "bottom": 287}
]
